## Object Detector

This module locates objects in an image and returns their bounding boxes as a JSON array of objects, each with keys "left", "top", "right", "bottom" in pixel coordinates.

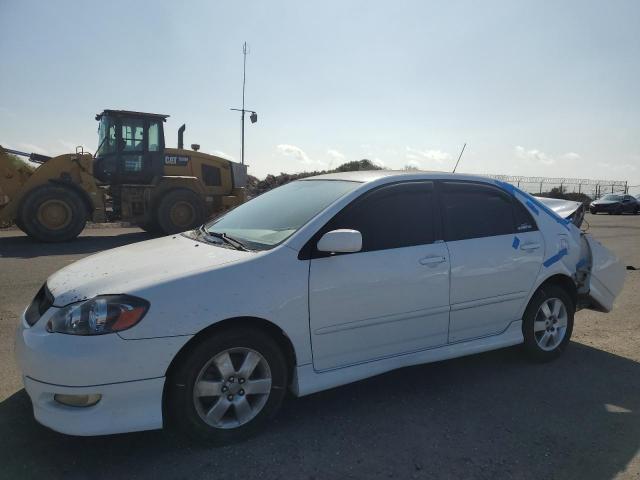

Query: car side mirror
[{"left": 317, "top": 229, "right": 362, "bottom": 254}]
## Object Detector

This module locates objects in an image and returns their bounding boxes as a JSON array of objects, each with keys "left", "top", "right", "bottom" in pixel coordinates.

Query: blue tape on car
[
  {"left": 512, "top": 236, "right": 520, "bottom": 249},
  {"left": 543, "top": 248, "right": 568, "bottom": 268},
  {"left": 494, "top": 180, "right": 571, "bottom": 231},
  {"left": 525, "top": 200, "right": 539, "bottom": 215},
  {"left": 576, "top": 257, "right": 588, "bottom": 270}
]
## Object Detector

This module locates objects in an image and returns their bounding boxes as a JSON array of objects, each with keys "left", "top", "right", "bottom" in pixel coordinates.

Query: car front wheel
[
  {"left": 165, "top": 328, "right": 288, "bottom": 444},
  {"left": 522, "top": 284, "right": 574, "bottom": 362}
]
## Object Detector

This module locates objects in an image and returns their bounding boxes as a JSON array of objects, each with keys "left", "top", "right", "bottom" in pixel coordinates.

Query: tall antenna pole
[
  {"left": 453, "top": 143, "right": 466, "bottom": 173},
  {"left": 231, "top": 42, "right": 257, "bottom": 165},
  {"left": 241, "top": 42, "right": 248, "bottom": 165}
]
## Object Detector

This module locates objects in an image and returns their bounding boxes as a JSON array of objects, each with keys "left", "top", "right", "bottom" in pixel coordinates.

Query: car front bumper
[
  {"left": 23, "top": 375, "right": 165, "bottom": 436},
  {"left": 15, "top": 308, "right": 191, "bottom": 436},
  {"left": 590, "top": 203, "right": 619, "bottom": 213}
]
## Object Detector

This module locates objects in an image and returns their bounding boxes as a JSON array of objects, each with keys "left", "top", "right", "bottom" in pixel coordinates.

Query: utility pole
[{"left": 231, "top": 42, "right": 257, "bottom": 165}]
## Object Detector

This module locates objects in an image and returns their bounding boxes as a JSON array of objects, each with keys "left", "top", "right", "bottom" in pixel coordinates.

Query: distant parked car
[{"left": 589, "top": 194, "right": 639, "bottom": 215}]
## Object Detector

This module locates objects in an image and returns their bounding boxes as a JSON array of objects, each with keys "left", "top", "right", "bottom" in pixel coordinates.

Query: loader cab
[{"left": 94, "top": 110, "right": 168, "bottom": 185}]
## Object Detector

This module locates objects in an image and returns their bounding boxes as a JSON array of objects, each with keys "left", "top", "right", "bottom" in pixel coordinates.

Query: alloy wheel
[
  {"left": 193, "top": 347, "right": 272, "bottom": 429},
  {"left": 533, "top": 297, "right": 568, "bottom": 351}
]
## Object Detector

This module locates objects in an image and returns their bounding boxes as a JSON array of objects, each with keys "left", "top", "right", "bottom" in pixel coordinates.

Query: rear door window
[{"left": 440, "top": 182, "right": 522, "bottom": 241}]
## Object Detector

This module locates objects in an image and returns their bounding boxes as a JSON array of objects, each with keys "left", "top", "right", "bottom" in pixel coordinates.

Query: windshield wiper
[{"left": 199, "top": 226, "right": 250, "bottom": 251}]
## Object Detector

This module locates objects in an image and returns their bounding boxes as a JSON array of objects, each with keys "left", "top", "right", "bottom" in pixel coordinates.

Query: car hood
[{"left": 47, "top": 234, "right": 253, "bottom": 306}]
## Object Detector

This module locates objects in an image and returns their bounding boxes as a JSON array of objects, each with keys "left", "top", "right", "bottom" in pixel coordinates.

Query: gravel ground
[{"left": 0, "top": 214, "right": 638, "bottom": 480}]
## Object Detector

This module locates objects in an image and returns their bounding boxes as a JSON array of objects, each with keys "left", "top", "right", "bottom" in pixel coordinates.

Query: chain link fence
[{"left": 480, "top": 174, "right": 628, "bottom": 199}]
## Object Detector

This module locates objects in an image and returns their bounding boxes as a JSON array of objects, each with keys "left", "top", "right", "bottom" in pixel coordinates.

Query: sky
[{"left": 1, "top": 0, "right": 639, "bottom": 192}]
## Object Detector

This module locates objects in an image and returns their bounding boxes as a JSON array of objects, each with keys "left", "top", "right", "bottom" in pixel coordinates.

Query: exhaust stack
[{"left": 178, "top": 124, "right": 186, "bottom": 149}]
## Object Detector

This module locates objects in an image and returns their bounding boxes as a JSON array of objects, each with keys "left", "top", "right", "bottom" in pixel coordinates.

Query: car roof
[{"left": 301, "top": 170, "right": 498, "bottom": 185}]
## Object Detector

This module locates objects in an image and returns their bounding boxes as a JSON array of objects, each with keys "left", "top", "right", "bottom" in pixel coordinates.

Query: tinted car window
[
  {"left": 326, "top": 182, "right": 435, "bottom": 252},
  {"left": 440, "top": 182, "right": 517, "bottom": 241},
  {"left": 513, "top": 198, "right": 537, "bottom": 233}
]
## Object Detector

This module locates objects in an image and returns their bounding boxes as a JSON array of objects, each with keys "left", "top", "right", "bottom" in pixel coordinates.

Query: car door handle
[
  {"left": 419, "top": 255, "right": 447, "bottom": 265},
  {"left": 520, "top": 242, "right": 541, "bottom": 251}
]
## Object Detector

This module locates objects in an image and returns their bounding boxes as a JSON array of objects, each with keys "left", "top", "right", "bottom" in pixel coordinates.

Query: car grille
[{"left": 25, "top": 283, "right": 54, "bottom": 326}]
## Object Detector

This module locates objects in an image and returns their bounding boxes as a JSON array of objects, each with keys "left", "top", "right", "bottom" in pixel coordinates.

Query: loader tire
[
  {"left": 156, "top": 189, "right": 205, "bottom": 235},
  {"left": 19, "top": 184, "right": 87, "bottom": 242},
  {"left": 139, "top": 220, "right": 164, "bottom": 236},
  {"left": 14, "top": 216, "right": 26, "bottom": 233}
]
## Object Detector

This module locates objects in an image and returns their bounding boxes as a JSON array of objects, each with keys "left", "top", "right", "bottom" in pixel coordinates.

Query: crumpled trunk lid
[{"left": 577, "top": 234, "right": 625, "bottom": 312}]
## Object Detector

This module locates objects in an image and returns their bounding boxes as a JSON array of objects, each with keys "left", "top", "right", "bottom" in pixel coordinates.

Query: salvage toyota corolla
[{"left": 16, "top": 171, "right": 625, "bottom": 442}]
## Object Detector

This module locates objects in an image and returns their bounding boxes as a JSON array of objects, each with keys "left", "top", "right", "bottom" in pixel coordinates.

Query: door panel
[
  {"left": 447, "top": 231, "right": 543, "bottom": 341},
  {"left": 309, "top": 243, "right": 450, "bottom": 370},
  {"left": 307, "top": 181, "right": 450, "bottom": 371},
  {"left": 439, "top": 180, "right": 543, "bottom": 342}
]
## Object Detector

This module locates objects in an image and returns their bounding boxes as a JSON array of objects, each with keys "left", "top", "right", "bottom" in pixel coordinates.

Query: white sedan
[{"left": 15, "top": 171, "right": 625, "bottom": 443}]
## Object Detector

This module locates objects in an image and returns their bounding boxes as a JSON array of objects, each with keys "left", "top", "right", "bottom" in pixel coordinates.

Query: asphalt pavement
[{"left": 0, "top": 215, "right": 639, "bottom": 480}]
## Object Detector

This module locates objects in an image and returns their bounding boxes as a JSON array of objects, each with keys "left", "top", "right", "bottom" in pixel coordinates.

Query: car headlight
[{"left": 47, "top": 295, "right": 150, "bottom": 335}]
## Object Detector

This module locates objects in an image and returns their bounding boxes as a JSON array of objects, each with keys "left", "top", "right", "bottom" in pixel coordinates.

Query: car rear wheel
[
  {"left": 522, "top": 284, "right": 574, "bottom": 362},
  {"left": 165, "top": 328, "right": 288, "bottom": 444}
]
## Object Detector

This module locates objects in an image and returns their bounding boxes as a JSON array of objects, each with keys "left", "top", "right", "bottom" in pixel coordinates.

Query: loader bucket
[{"left": 0, "top": 145, "right": 36, "bottom": 224}]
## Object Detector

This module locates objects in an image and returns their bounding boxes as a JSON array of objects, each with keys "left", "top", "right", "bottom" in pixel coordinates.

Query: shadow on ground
[
  {"left": 0, "top": 232, "right": 152, "bottom": 258},
  {"left": 1, "top": 342, "right": 638, "bottom": 480}
]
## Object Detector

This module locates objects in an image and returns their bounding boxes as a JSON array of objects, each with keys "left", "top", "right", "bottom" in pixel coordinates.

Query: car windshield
[
  {"left": 205, "top": 180, "right": 360, "bottom": 250},
  {"left": 602, "top": 194, "right": 623, "bottom": 201},
  {"left": 96, "top": 116, "right": 117, "bottom": 156}
]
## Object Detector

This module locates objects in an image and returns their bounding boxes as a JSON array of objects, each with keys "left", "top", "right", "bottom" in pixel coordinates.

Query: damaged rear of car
[
  {"left": 503, "top": 185, "right": 625, "bottom": 315},
  {"left": 576, "top": 235, "right": 626, "bottom": 312}
]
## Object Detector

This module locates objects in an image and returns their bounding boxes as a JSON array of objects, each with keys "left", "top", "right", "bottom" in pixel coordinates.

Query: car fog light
[{"left": 54, "top": 393, "right": 101, "bottom": 407}]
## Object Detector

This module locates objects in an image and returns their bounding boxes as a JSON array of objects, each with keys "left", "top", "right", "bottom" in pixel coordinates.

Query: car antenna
[{"left": 452, "top": 143, "right": 466, "bottom": 173}]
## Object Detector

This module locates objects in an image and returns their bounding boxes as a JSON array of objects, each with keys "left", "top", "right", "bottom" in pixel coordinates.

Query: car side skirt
[{"left": 292, "top": 320, "right": 523, "bottom": 397}]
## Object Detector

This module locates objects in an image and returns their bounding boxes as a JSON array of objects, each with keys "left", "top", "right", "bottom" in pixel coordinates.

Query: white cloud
[
  {"left": 405, "top": 147, "right": 452, "bottom": 164},
  {"left": 18, "top": 143, "right": 49, "bottom": 155},
  {"left": 327, "top": 149, "right": 345, "bottom": 165},
  {"left": 561, "top": 152, "right": 581, "bottom": 161},
  {"left": 276, "top": 144, "right": 326, "bottom": 167},
  {"left": 371, "top": 158, "right": 386, "bottom": 168},
  {"left": 514, "top": 146, "right": 555, "bottom": 165},
  {"left": 210, "top": 150, "right": 235, "bottom": 161},
  {"left": 405, "top": 159, "right": 421, "bottom": 170}
]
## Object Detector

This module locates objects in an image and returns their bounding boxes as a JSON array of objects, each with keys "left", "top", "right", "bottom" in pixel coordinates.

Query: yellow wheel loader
[{"left": 0, "top": 110, "right": 247, "bottom": 242}]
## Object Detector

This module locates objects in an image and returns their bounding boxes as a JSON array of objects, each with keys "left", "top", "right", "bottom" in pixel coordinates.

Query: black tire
[
  {"left": 156, "top": 189, "right": 204, "bottom": 235},
  {"left": 634, "top": 207, "right": 639, "bottom": 215},
  {"left": 139, "top": 219, "right": 163, "bottom": 236},
  {"left": 18, "top": 184, "right": 87, "bottom": 242},
  {"left": 522, "top": 284, "right": 574, "bottom": 362},
  {"left": 14, "top": 216, "right": 26, "bottom": 233},
  {"left": 165, "top": 328, "right": 288, "bottom": 444}
]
